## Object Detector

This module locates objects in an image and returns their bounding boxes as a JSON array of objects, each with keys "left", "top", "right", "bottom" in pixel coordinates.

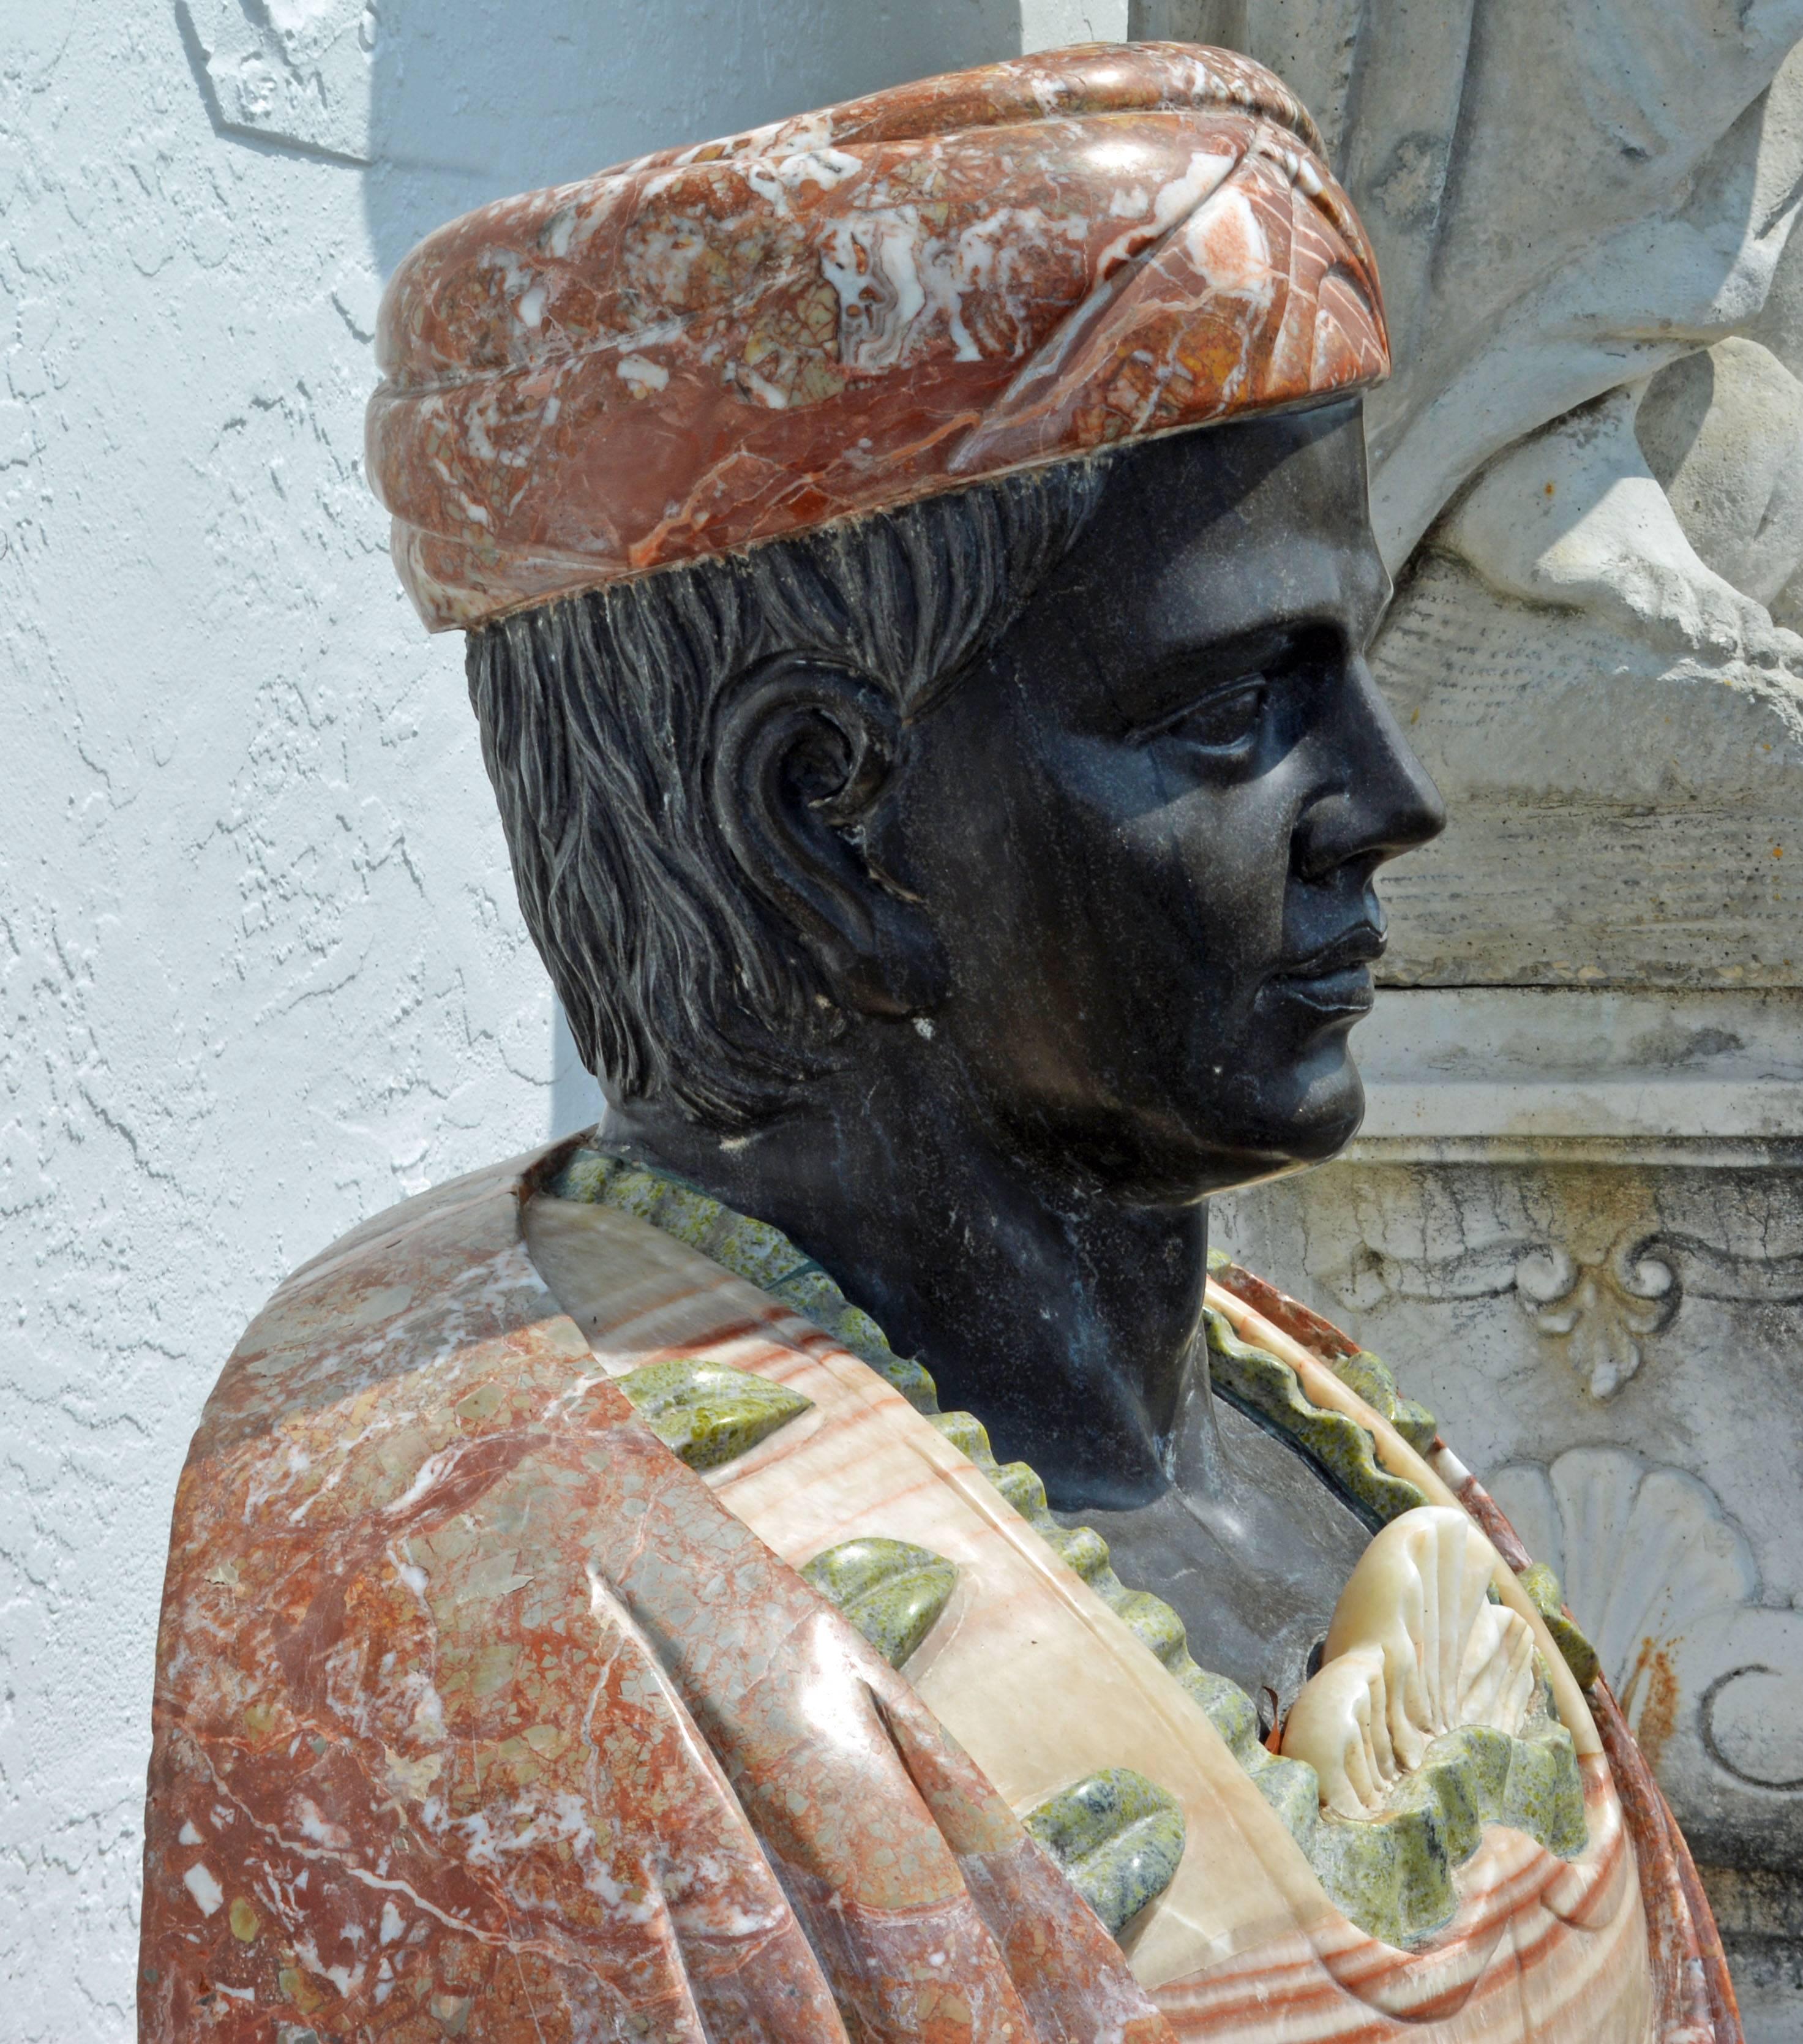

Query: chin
[
  {"left": 1178, "top": 1042, "right": 1368, "bottom": 1198},
  {"left": 1245, "top": 1045, "right": 1367, "bottom": 1173},
  {"left": 998, "top": 1043, "right": 1368, "bottom": 1203}
]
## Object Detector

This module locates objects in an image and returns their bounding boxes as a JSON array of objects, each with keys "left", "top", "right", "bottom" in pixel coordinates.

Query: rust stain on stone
[{"left": 1622, "top": 1636, "right": 1681, "bottom": 1778}]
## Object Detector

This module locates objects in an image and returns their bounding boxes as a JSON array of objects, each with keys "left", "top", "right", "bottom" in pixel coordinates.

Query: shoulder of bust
[
  {"left": 279, "top": 1137, "right": 575, "bottom": 1293},
  {"left": 195, "top": 1137, "right": 591, "bottom": 1463}
]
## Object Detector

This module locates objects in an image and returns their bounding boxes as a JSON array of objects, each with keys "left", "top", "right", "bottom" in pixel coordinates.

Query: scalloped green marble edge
[
  {"left": 800, "top": 1536, "right": 958, "bottom": 1669},
  {"left": 1204, "top": 1248, "right": 1441, "bottom": 1455},
  {"left": 1520, "top": 1561, "right": 1603, "bottom": 1689},
  {"left": 552, "top": 1148, "right": 1589, "bottom": 1947},
  {"left": 1203, "top": 1307, "right": 1430, "bottom": 1526},
  {"left": 1327, "top": 1350, "right": 1440, "bottom": 1457},
  {"left": 1302, "top": 1708, "right": 1587, "bottom": 1947},
  {"left": 549, "top": 1149, "right": 939, "bottom": 1413},
  {"left": 1022, "top": 1767, "right": 1187, "bottom": 1936}
]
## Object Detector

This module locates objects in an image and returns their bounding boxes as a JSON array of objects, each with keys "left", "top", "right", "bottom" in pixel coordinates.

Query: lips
[{"left": 1267, "top": 924, "right": 1385, "bottom": 1018}]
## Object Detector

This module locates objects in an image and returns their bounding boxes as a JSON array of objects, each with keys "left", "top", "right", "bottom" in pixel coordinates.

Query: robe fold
[{"left": 138, "top": 1140, "right": 1728, "bottom": 2043}]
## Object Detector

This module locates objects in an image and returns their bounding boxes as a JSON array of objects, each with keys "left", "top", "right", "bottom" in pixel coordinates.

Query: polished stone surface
[
  {"left": 138, "top": 1149, "right": 1677, "bottom": 2039},
  {"left": 139, "top": 1157, "right": 1171, "bottom": 2042},
  {"left": 367, "top": 41, "right": 1389, "bottom": 629},
  {"left": 1055, "top": 1389, "right": 1372, "bottom": 1715}
]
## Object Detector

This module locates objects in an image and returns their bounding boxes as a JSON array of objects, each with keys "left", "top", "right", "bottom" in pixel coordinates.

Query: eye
[{"left": 1144, "top": 675, "right": 1268, "bottom": 754}]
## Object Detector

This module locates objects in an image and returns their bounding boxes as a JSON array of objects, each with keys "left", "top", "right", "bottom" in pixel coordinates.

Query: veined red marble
[
  {"left": 366, "top": 42, "right": 1389, "bottom": 632},
  {"left": 138, "top": 1155, "right": 1168, "bottom": 2042},
  {"left": 140, "top": 1141, "right": 1737, "bottom": 2042}
]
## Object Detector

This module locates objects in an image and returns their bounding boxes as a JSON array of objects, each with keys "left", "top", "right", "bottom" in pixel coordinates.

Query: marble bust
[{"left": 138, "top": 43, "right": 1737, "bottom": 2044}]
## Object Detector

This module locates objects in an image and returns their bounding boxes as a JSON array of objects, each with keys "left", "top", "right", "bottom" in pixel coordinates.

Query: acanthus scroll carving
[
  {"left": 1243, "top": 1166, "right": 1803, "bottom": 1402},
  {"left": 1513, "top": 1231, "right": 1679, "bottom": 1402}
]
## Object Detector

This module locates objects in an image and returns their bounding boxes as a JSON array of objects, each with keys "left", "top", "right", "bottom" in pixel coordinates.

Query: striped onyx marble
[{"left": 137, "top": 1140, "right": 1709, "bottom": 2042}]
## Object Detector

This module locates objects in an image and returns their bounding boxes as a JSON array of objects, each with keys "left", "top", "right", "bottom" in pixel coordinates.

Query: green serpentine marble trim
[
  {"left": 1202, "top": 1310, "right": 1430, "bottom": 1527},
  {"left": 1521, "top": 1561, "right": 1603, "bottom": 1689},
  {"left": 547, "top": 1147, "right": 1587, "bottom": 1948},
  {"left": 617, "top": 1356, "right": 812, "bottom": 1470},
  {"left": 1323, "top": 1352, "right": 1440, "bottom": 1457},
  {"left": 800, "top": 1537, "right": 959, "bottom": 1670},
  {"left": 1201, "top": 1250, "right": 1444, "bottom": 1459},
  {"left": 1022, "top": 1768, "right": 1188, "bottom": 1936},
  {"left": 549, "top": 1148, "right": 939, "bottom": 1411}
]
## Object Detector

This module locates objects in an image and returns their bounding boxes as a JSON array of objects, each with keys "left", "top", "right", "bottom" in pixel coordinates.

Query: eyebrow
[
  {"left": 1108, "top": 612, "right": 1347, "bottom": 731},
  {"left": 1150, "top": 519, "right": 1387, "bottom": 652}
]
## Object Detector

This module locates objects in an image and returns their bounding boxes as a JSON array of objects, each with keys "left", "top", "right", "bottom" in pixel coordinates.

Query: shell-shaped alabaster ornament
[{"left": 1283, "top": 1507, "right": 1537, "bottom": 1819}]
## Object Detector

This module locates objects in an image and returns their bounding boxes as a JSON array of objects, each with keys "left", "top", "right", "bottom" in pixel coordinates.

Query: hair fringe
[{"left": 467, "top": 460, "right": 1111, "bottom": 1129}]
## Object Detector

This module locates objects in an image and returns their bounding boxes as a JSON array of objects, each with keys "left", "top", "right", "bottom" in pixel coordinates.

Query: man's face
[{"left": 883, "top": 400, "right": 1444, "bottom": 1201}]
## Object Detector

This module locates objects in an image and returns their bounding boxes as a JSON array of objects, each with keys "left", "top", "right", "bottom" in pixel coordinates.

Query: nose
[{"left": 1292, "top": 655, "right": 1445, "bottom": 881}]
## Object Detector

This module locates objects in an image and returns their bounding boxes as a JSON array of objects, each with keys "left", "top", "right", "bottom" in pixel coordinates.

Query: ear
[{"left": 710, "top": 655, "right": 946, "bottom": 1018}]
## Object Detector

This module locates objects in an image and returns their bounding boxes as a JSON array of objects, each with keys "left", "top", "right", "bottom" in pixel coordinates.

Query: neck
[{"left": 599, "top": 1048, "right": 1208, "bottom": 1511}]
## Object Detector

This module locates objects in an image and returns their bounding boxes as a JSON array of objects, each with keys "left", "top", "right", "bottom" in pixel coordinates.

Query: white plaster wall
[{"left": 0, "top": 2, "right": 1020, "bottom": 2033}]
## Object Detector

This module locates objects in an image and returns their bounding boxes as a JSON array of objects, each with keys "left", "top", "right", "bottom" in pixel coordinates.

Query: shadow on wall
[
  {"left": 552, "top": 999, "right": 607, "bottom": 1141},
  {"left": 362, "top": 0, "right": 1028, "bottom": 269},
  {"left": 176, "top": 0, "right": 1025, "bottom": 1139},
  {"left": 177, "top": 0, "right": 1028, "bottom": 268}
]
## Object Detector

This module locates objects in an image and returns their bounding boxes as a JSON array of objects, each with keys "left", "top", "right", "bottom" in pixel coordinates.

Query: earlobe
[{"left": 709, "top": 655, "right": 946, "bottom": 1018}]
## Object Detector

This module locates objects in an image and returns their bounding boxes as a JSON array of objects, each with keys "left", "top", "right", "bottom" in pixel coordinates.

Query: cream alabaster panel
[
  {"left": 527, "top": 1195, "right": 1333, "bottom": 1987},
  {"left": 712, "top": 1363, "right": 1335, "bottom": 1991},
  {"left": 1153, "top": 1775, "right": 1647, "bottom": 2041},
  {"left": 534, "top": 1195, "right": 1602, "bottom": 1757},
  {"left": 526, "top": 1194, "right": 1642, "bottom": 2024}
]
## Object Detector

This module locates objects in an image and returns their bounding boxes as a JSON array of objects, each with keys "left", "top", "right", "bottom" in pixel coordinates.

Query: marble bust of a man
[{"left": 138, "top": 42, "right": 1736, "bottom": 2044}]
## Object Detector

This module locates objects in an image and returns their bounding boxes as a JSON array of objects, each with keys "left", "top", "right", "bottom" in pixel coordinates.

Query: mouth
[{"left": 1267, "top": 925, "right": 1385, "bottom": 1018}]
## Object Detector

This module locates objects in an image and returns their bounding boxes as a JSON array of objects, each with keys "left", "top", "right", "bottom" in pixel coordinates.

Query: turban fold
[{"left": 367, "top": 42, "right": 1388, "bottom": 633}]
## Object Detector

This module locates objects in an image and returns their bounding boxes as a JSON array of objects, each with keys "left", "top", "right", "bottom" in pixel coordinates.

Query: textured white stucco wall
[{"left": 0, "top": 3, "right": 1019, "bottom": 2032}]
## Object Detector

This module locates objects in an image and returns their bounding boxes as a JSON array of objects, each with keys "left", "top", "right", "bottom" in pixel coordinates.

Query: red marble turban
[{"left": 367, "top": 42, "right": 1388, "bottom": 633}]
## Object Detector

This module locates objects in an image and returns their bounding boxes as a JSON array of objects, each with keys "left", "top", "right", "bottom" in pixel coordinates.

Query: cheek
[{"left": 1118, "top": 781, "right": 1292, "bottom": 983}]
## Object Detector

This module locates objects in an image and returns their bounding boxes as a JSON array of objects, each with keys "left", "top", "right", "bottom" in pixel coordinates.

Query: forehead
[{"left": 1021, "top": 402, "right": 1390, "bottom": 675}]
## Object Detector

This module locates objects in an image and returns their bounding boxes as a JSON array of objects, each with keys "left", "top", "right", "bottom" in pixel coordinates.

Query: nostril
[{"left": 1407, "top": 766, "right": 1448, "bottom": 849}]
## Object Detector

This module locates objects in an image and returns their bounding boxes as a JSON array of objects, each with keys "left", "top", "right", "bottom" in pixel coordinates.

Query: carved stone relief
[
  {"left": 1512, "top": 1236, "right": 1680, "bottom": 1403},
  {"left": 1491, "top": 1447, "right": 1803, "bottom": 1833},
  {"left": 179, "top": 0, "right": 380, "bottom": 163}
]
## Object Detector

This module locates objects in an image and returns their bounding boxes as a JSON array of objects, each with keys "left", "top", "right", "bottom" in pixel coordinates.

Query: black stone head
[{"left": 471, "top": 396, "right": 1443, "bottom": 1501}]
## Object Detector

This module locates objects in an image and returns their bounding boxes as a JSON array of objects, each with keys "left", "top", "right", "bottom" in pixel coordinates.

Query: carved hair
[{"left": 467, "top": 459, "right": 1109, "bottom": 1127}]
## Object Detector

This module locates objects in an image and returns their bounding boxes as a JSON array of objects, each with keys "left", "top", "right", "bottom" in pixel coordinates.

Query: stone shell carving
[
  {"left": 1488, "top": 1448, "right": 1758, "bottom": 1716},
  {"left": 1283, "top": 1506, "right": 1537, "bottom": 1816},
  {"left": 1488, "top": 1448, "right": 1803, "bottom": 1827}
]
